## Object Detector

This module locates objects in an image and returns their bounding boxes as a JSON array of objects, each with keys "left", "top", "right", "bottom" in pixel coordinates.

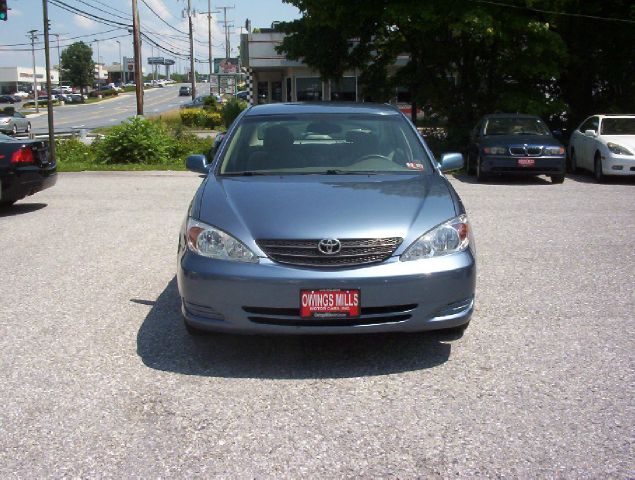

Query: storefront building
[
  {"left": 0, "top": 67, "right": 59, "bottom": 95},
  {"left": 240, "top": 30, "right": 359, "bottom": 105}
]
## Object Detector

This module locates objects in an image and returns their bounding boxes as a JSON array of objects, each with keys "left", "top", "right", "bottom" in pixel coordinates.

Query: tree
[
  {"left": 277, "top": 1, "right": 567, "bottom": 146},
  {"left": 60, "top": 41, "right": 94, "bottom": 101}
]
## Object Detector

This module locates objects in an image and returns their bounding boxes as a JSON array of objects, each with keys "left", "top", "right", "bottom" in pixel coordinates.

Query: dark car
[
  {"left": 0, "top": 133, "right": 57, "bottom": 207},
  {"left": 178, "top": 102, "right": 475, "bottom": 335},
  {"left": 467, "top": 114, "right": 566, "bottom": 183},
  {"left": 235, "top": 90, "right": 249, "bottom": 101},
  {"left": 179, "top": 86, "right": 192, "bottom": 96},
  {"left": 0, "top": 95, "right": 20, "bottom": 104}
]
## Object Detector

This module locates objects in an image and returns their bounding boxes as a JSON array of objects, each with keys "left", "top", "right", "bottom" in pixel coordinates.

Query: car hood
[
  {"left": 196, "top": 174, "right": 457, "bottom": 254},
  {"left": 482, "top": 134, "right": 562, "bottom": 147}
]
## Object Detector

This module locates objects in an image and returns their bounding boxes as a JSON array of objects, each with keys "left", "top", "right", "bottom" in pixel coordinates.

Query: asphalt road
[
  {"left": 26, "top": 83, "right": 209, "bottom": 133},
  {"left": 0, "top": 172, "right": 633, "bottom": 477}
]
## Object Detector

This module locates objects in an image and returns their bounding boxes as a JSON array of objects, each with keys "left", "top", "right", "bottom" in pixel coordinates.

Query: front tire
[
  {"left": 183, "top": 316, "right": 208, "bottom": 336},
  {"left": 11, "top": 124, "right": 17, "bottom": 136},
  {"left": 438, "top": 321, "right": 470, "bottom": 338},
  {"left": 476, "top": 156, "right": 488, "bottom": 182},
  {"left": 550, "top": 174, "right": 565, "bottom": 184},
  {"left": 594, "top": 154, "right": 606, "bottom": 183},
  {"left": 0, "top": 200, "right": 17, "bottom": 207},
  {"left": 25, "top": 122, "right": 31, "bottom": 133},
  {"left": 569, "top": 150, "right": 578, "bottom": 173}
]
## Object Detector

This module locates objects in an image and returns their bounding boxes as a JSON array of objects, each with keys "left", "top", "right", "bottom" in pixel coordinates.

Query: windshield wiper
[
  {"left": 222, "top": 171, "right": 268, "bottom": 176},
  {"left": 324, "top": 169, "right": 378, "bottom": 175}
]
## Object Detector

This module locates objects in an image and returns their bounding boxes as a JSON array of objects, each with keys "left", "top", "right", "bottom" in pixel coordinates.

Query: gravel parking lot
[{"left": 0, "top": 171, "right": 633, "bottom": 477}]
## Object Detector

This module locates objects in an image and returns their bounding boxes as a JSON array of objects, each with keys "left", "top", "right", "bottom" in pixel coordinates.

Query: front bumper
[
  {"left": 481, "top": 155, "right": 565, "bottom": 175},
  {"left": 601, "top": 153, "right": 635, "bottom": 176},
  {"left": 0, "top": 164, "right": 57, "bottom": 202},
  {"left": 177, "top": 249, "right": 476, "bottom": 334}
]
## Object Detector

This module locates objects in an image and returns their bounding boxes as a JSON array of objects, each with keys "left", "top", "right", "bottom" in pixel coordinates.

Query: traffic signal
[{"left": 0, "top": 0, "right": 7, "bottom": 21}]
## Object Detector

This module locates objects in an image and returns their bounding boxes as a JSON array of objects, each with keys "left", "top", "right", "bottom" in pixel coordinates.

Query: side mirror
[
  {"left": 439, "top": 152, "right": 464, "bottom": 172},
  {"left": 584, "top": 129, "right": 596, "bottom": 137},
  {"left": 186, "top": 154, "right": 210, "bottom": 174}
]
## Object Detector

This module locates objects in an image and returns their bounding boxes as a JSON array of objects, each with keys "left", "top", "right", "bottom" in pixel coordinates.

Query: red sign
[
  {"left": 300, "top": 289, "right": 360, "bottom": 318},
  {"left": 518, "top": 158, "right": 535, "bottom": 167}
]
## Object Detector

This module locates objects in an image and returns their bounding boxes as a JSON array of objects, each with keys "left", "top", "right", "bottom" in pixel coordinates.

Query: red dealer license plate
[
  {"left": 518, "top": 158, "right": 535, "bottom": 167},
  {"left": 300, "top": 289, "right": 360, "bottom": 318}
]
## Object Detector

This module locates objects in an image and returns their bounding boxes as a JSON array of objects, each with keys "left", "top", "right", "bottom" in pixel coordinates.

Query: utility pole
[
  {"left": 51, "top": 33, "right": 67, "bottom": 87},
  {"left": 205, "top": 1, "right": 220, "bottom": 96},
  {"left": 217, "top": 6, "right": 235, "bottom": 61},
  {"left": 187, "top": 0, "right": 196, "bottom": 100},
  {"left": 27, "top": 30, "right": 39, "bottom": 113},
  {"left": 131, "top": 0, "right": 143, "bottom": 115},
  {"left": 42, "top": 0, "right": 55, "bottom": 160}
]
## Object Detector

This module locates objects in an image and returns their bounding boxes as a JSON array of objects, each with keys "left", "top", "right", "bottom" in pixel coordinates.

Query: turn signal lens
[
  {"left": 401, "top": 215, "right": 470, "bottom": 261},
  {"left": 543, "top": 146, "right": 566, "bottom": 155}
]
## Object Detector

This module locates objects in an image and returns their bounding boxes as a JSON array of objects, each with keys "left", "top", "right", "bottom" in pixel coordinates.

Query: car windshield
[
  {"left": 219, "top": 114, "right": 431, "bottom": 175},
  {"left": 484, "top": 117, "right": 551, "bottom": 136},
  {"left": 600, "top": 118, "right": 635, "bottom": 135}
]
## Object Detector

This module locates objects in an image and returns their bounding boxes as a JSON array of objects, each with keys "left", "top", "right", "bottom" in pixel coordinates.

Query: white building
[{"left": 0, "top": 66, "right": 59, "bottom": 95}]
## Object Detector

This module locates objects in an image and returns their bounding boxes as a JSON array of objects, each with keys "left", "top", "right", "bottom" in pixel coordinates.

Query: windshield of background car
[
  {"left": 483, "top": 117, "right": 551, "bottom": 136},
  {"left": 600, "top": 118, "right": 635, "bottom": 135},
  {"left": 219, "top": 114, "right": 432, "bottom": 175}
]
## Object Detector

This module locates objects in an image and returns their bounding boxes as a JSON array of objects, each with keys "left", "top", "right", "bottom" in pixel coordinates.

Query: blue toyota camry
[{"left": 178, "top": 103, "right": 475, "bottom": 335}]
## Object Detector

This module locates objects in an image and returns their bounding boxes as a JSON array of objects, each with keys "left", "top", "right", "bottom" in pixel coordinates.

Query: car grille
[
  {"left": 256, "top": 237, "right": 402, "bottom": 268},
  {"left": 509, "top": 145, "right": 543, "bottom": 156},
  {"left": 244, "top": 304, "right": 417, "bottom": 327}
]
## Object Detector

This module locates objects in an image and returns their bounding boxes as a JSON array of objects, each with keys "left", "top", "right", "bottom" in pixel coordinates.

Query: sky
[{"left": 0, "top": 0, "right": 301, "bottom": 73}]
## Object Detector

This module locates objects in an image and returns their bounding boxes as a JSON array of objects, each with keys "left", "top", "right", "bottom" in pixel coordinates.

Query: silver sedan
[{"left": 0, "top": 111, "right": 31, "bottom": 135}]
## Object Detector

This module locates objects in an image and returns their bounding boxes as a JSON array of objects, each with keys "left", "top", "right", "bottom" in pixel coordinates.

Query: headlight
[
  {"left": 401, "top": 215, "right": 470, "bottom": 261},
  {"left": 483, "top": 146, "right": 506, "bottom": 155},
  {"left": 186, "top": 218, "right": 259, "bottom": 263},
  {"left": 543, "top": 146, "right": 565, "bottom": 155},
  {"left": 607, "top": 142, "right": 633, "bottom": 155}
]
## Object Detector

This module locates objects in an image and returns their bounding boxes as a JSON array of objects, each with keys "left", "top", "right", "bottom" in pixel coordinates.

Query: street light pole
[
  {"left": 116, "top": 40, "right": 122, "bottom": 84},
  {"left": 188, "top": 0, "right": 196, "bottom": 100},
  {"left": 27, "top": 30, "right": 39, "bottom": 113}
]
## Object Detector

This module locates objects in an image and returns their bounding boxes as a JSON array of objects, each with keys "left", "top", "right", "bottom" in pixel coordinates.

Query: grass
[{"left": 57, "top": 160, "right": 186, "bottom": 172}]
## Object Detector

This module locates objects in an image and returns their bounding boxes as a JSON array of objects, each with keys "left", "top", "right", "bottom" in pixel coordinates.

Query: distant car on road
[
  {"left": 180, "top": 94, "right": 223, "bottom": 109},
  {"left": 178, "top": 102, "right": 475, "bottom": 336},
  {"left": 0, "top": 132, "right": 56, "bottom": 207},
  {"left": 179, "top": 86, "right": 191, "bottom": 96},
  {"left": 0, "top": 95, "right": 20, "bottom": 104},
  {"left": 568, "top": 114, "right": 635, "bottom": 182},
  {"left": 0, "top": 111, "right": 31, "bottom": 135},
  {"left": 12, "top": 91, "right": 29, "bottom": 99},
  {"left": 467, "top": 113, "right": 566, "bottom": 183}
]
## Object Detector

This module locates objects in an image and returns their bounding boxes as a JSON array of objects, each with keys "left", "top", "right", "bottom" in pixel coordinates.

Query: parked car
[
  {"left": 12, "top": 91, "right": 29, "bottom": 98},
  {"left": 179, "top": 86, "right": 191, "bottom": 96},
  {"left": 235, "top": 90, "right": 249, "bottom": 101},
  {"left": 467, "top": 113, "right": 566, "bottom": 183},
  {"left": 67, "top": 94, "right": 86, "bottom": 103},
  {"left": 0, "top": 111, "right": 31, "bottom": 135},
  {"left": 178, "top": 102, "right": 475, "bottom": 335},
  {"left": 0, "top": 95, "right": 20, "bottom": 104},
  {"left": 568, "top": 114, "right": 635, "bottom": 182},
  {"left": 180, "top": 94, "right": 222, "bottom": 109},
  {"left": 0, "top": 132, "right": 56, "bottom": 207}
]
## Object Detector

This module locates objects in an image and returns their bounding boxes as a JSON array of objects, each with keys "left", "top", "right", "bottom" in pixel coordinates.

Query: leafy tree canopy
[
  {"left": 278, "top": 0, "right": 635, "bottom": 144},
  {"left": 60, "top": 41, "right": 94, "bottom": 95}
]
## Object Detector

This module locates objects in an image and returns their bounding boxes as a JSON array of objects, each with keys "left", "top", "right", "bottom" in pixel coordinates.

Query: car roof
[
  {"left": 481, "top": 113, "right": 543, "bottom": 120},
  {"left": 596, "top": 114, "right": 635, "bottom": 118},
  {"left": 243, "top": 102, "right": 401, "bottom": 117}
]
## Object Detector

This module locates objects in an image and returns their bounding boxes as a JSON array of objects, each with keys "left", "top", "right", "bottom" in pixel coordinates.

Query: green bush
[
  {"left": 221, "top": 98, "right": 248, "bottom": 128},
  {"left": 203, "top": 95, "right": 219, "bottom": 111},
  {"left": 23, "top": 100, "right": 60, "bottom": 107},
  {"left": 94, "top": 116, "right": 174, "bottom": 164},
  {"left": 55, "top": 137, "right": 96, "bottom": 164},
  {"left": 180, "top": 108, "right": 222, "bottom": 128},
  {"left": 89, "top": 89, "right": 118, "bottom": 98},
  {"left": 122, "top": 86, "right": 136, "bottom": 93}
]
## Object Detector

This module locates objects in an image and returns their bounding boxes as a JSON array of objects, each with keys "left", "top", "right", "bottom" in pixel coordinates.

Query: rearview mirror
[
  {"left": 439, "top": 152, "right": 464, "bottom": 172},
  {"left": 186, "top": 154, "right": 210, "bottom": 174},
  {"left": 584, "top": 129, "right": 596, "bottom": 137}
]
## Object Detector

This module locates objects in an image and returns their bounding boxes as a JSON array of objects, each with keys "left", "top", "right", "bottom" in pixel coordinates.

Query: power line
[
  {"left": 0, "top": 33, "right": 130, "bottom": 52},
  {"left": 139, "top": 0, "right": 188, "bottom": 35},
  {"left": 70, "top": 0, "right": 132, "bottom": 23},
  {"left": 468, "top": 0, "right": 635, "bottom": 25},
  {"left": 0, "top": 28, "right": 125, "bottom": 47},
  {"left": 49, "top": 0, "right": 131, "bottom": 28}
]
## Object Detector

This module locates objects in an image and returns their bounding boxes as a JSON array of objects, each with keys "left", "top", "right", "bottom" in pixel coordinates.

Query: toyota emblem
[{"left": 317, "top": 238, "right": 341, "bottom": 255}]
